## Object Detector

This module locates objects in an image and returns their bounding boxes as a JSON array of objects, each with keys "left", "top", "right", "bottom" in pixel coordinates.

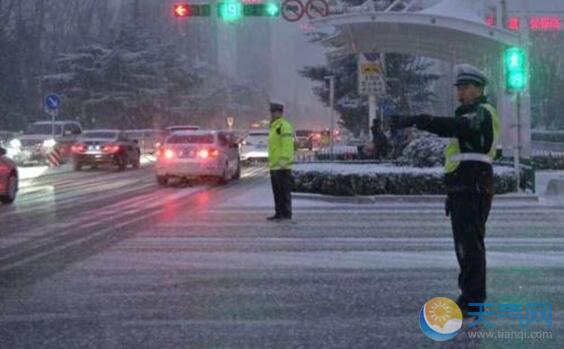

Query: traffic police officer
[
  {"left": 392, "top": 64, "right": 501, "bottom": 317},
  {"left": 267, "top": 101, "right": 295, "bottom": 221}
]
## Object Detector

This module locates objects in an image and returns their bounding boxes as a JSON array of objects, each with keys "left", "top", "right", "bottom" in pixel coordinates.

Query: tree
[
  {"left": 300, "top": 0, "right": 442, "bottom": 136},
  {"left": 529, "top": 31, "right": 564, "bottom": 129},
  {"left": 300, "top": 54, "right": 441, "bottom": 136}
]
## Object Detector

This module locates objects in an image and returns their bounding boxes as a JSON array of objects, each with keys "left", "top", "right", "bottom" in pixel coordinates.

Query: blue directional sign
[{"left": 45, "top": 94, "right": 61, "bottom": 111}]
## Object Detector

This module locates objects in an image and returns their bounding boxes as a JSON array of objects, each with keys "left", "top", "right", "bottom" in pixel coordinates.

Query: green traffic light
[
  {"left": 504, "top": 48, "right": 525, "bottom": 71},
  {"left": 508, "top": 72, "right": 526, "bottom": 90},
  {"left": 219, "top": 0, "right": 243, "bottom": 22},
  {"left": 503, "top": 47, "right": 527, "bottom": 91},
  {"left": 265, "top": 2, "right": 280, "bottom": 16}
]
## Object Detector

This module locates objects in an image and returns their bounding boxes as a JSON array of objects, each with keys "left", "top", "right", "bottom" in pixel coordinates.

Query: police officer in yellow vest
[
  {"left": 267, "top": 102, "right": 295, "bottom": 221},
  {"left": 392, "top": 64, "right": 501, "bottom": 317}
]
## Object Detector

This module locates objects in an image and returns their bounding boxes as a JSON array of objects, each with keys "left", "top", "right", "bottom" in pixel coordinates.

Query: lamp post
[{"left": 325, "top": 75, "right": 335, "bottom": 160}]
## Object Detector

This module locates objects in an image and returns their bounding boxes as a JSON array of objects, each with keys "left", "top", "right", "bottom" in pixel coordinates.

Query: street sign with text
[{"left": 358, "top": 53, "right": 386, "bottom": 96}]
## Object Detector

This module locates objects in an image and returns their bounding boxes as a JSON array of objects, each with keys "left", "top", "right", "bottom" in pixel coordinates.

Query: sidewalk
[
  {"left": 292, "top": 192, "right": 540, "bottom": 204},
  {"left": 536, "top": 170, "right": 564, "bottom": 205}
]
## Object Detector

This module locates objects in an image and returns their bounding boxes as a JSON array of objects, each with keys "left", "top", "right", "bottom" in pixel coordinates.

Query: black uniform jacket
[{"left": 416, "top": 96, "right": 495, "bottom": 194}]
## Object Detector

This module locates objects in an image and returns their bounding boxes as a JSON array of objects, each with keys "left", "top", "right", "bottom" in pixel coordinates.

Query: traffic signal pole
[{"left": 514, "top": 92, "right": 521, "bottom": 190}]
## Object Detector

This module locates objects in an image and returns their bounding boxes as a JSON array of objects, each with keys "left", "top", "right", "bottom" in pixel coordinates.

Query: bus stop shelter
[{"left": 311, "top": 0, "right": 531, "bottom": 162}]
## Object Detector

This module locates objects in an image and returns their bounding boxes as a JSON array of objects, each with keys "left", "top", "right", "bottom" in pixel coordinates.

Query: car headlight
[
  {"left": 43, "top": 139, "right": 56, "bottom": 148},
  {"left": 9, "top": 138, "right": 22, "bottom": 148}
]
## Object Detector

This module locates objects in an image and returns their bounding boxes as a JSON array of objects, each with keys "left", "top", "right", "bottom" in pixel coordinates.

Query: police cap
[
  {"left": 454, "top": 64, "right": 488, "bottom": 87},
  {"left": 269, "top": 101, "right": 284, "bottom": 112}
]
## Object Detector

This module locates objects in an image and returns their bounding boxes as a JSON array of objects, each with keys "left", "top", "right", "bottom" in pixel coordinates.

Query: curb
[{"left": 292, "top": 192, "right": 539, "bottom": 204}]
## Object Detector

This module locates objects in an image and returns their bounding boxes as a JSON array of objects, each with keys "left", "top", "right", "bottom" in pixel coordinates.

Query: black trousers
[
  {"left": 270, "top": 169, "right": 292, "bottom": 218},
  {"left": 447, "top": 192, "right": 493, "bottom": 308}
]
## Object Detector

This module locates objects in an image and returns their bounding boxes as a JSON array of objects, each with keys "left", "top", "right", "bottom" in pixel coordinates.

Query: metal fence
[{"left": 294, "top": 145, "right": 384, "bottom": 163}]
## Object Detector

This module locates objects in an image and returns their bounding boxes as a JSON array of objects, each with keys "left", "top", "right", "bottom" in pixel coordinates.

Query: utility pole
[{"left": 325, "top": 75, "right": 336, "bottom": 160}]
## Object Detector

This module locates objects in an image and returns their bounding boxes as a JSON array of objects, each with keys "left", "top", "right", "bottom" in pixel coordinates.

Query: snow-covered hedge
[
  {"left": 532, "top": 130, "right": 564, "bottom": 143},
  {"left": 398, "top": 132, "right": 447, "bottom": 167},
  {"left": 292, "top": 163, "right": 517, "bottom": 195},
  {"left": 533, "top": 154, "right": 564, "bottom": 170}
]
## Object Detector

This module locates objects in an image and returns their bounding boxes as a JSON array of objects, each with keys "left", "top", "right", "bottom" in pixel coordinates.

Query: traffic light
[
  {"left": 174, "top": 2, "right": 281, "bottom": 22},
  {"left": 244, "top": 3, "right": 281, "bottom": 17},
  {"left": 218, "top": 1, "right": 281, "bottom": 21},
  {"left": 173, "top": 4, "right": 211, "bottom": 18},
  {"left": 218, "top": 0, "right": 244, "bottom": 22},
  {"left": 504, "top": 47, "right": 527, "bottom": 91}
]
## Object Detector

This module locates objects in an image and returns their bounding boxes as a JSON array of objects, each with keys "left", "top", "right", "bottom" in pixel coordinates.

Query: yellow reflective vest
[
  {"left": 444, "top": 103, "right": 500, "bottom": 173},
  {"left": 268, "top": 117, "right": 294, "bottom": 170}
]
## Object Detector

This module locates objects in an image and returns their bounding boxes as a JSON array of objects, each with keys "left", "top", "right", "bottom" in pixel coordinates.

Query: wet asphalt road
[{"left": 1, "top": 164, "right": 563, "bottom": 348}]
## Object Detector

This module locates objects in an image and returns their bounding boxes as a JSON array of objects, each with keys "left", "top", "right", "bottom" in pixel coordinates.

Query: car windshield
[
  {"left": 248, "top": 132, "right": 268, "bottom": 137},
  {"left": 168, "top": 126, "right": 199, "bottom": 132},
  {"left": 24, "top": 124, "right": 62, "bottom": 135},
  {"left": 124, "top": 131, "right": 143, "bottom": 139},
  {"left": 81, "top": 131, "right": 118, "bottom": 139},
  {"left": 296, "top": 130, "right": 311, "bottom": 137},
  {"left": 166, "top": 134, "right": 214, "bottom": 144}
]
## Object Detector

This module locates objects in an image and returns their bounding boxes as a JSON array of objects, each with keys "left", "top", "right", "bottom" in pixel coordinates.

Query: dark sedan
[{"left": 71, "top": 130, "right": 141, "bottom": 171}]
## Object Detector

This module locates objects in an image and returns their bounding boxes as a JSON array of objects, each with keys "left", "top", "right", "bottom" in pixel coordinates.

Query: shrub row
[{"left": 292, "top": 166, "right": 517, "bottom": 196}]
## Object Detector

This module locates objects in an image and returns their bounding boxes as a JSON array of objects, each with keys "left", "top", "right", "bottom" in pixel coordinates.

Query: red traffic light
[
  {"left": 172, "top": 4, "right": 211, "bottom": 17},
  {"left": 173, "top": 4, "right": 190, "bottom": 17}
]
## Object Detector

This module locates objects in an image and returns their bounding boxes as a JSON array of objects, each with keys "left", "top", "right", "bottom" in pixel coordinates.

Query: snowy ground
[
  {"left": 17, "top": 155, "right": 156, "bottom": 182},
  {"left": 1, "top": 166, "right": 563, "bottom": 348}
]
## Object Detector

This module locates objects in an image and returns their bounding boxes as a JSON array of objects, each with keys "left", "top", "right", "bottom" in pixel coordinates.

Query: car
[
  {"left": 295, "top": 129, "right": 313, "bottom": 150},
  {"left": 155, "top": 130, "right": 240, "bottom": 186},
  {"left": 308, "top": 131, "right": 322, "bottom": 150},
  {"left": 240, "top": 129, "right": 269, "bottom": 163},
  {"left": 71, "top": 129, "right": 141, "bottom": 171},
  {"left": 0, "top": 146, "right": 18, "bottom": 204},
  {"left": 167, "top": 125, "right": 200, "bottom": 133},
  {"left": 8, "top": 120, "right": 82, "bottom": 165},
  {"left": 0, "top": 130, "right": 16, "bottom": 148},
  {"left": 124, "top": 129, "right": 167, "bottom": 155}
]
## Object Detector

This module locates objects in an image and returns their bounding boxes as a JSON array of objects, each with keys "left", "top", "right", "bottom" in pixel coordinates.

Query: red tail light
[
  {"left": 164, "top": 149, "right": 175, "bottom": 159},
  {"left": 198, "top": 148, "right": 219, "bottom": 159},
  {"left": 71, "top": 144, "right": 87, "bottom": 153},
  {"left": 102, "top": 144, "right": 121, "bottom": 154},
  {"left": 156, "top": 147, "right": 175, "bottom": 159}
]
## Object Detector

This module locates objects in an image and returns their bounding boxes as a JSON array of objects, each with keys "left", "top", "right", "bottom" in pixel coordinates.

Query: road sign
[
  {"left": 358, "top": 53, "right": 386, "bottom": 96},
  {"left": 48, "top": 148, "right": 61, "bottom": 167},
  {"left": 305, "top": 0, "right": 328, "bottom": 20},
  {"left": 282, "top": 0, "right": 304, "bottom": 22},
  {"left": 227, "top": 116, "right": 235, "bottom": 129},
  {"left": 45, "top": 94, "right": 61, "bottom": 111}
]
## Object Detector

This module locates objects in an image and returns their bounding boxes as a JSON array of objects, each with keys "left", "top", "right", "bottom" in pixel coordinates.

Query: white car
[
  {"left": 155, "top": 130, "right": 240, "bottom": 186},
  {"left": 8, "top": 121, "right": 82, "bottom": 165},
  {"left": 240, "top": 130, "right": 269, "bottom": 162}
]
